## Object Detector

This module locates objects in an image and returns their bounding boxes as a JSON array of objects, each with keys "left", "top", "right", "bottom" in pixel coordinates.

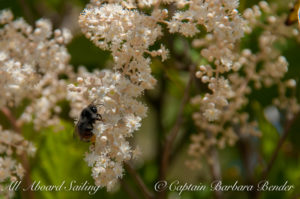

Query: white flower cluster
[
  {"left": 185, "top": 0, "right": 245, "bottom": 123},
  {"left": 74, "top": 0, "right": 173, "bottom": 190},
  {"left": 0, "top": 9, "right": 73, "bottom": 197},
  {"left": 0, "top": 0, "right": 298, "bottom": 194},
  {"left": 187, "top": 1, "right": 299, "bottom": 168},
  {"left": 79, "top": 2, "right": 169, "bottom": 89},
  {"left": 76, "top": 0, "right": 247, "bottom": 188},
  {"left": 0, "top": 125, "right": 36, "bottom": 198},
  {"left": 167, "top": 0, "right": 243, "bottom": 39},
  {"left": 0, "top": 9, "right": 74, "bottom": 130},
  {"left": 70, "top": 0, "right": 299, "bottom": 188},
  {"left": 68, "top": 68, "right": 145, "bottom": 190}
]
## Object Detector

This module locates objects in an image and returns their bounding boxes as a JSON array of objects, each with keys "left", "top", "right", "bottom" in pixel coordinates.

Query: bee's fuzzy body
[{"left": 75, "top": 104, "right": 102, "bottom": 142}]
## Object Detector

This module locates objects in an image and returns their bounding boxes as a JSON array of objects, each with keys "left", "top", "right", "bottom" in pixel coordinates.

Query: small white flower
[
  {"left": 15, "top": 164, "right": 25, "bottom": 179},
  {"left": 0, "top": 52, "right": 7, "bottom": 61},
  {"left": 203, "top": 108, "right": 221, "bottom": 122}
]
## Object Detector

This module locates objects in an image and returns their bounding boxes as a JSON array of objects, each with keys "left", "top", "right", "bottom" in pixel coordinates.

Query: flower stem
[
  {"left": 1, "top": 107, "right": 35, "bottom": 199},
  {"left": 124, "top": 162, "right": 154, "bottom": 199},
  {"left": 158, "top": 65, "right": 194, "bottom": 199},
  {"left": 261, "top": 113, "right": 299, "bottom": 180}
]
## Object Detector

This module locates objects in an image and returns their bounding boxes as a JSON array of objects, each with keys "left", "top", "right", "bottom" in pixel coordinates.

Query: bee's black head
[{"left": 89, "top": 105, "right": 98, "bottom": 113}]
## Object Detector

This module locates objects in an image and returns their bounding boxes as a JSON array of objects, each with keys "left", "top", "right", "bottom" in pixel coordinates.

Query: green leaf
[
  {"left": 252, "top": 101, "right": 279, "bottom": 158},
  {"left": 29, "top": 121, "right": 96, "bottom": 199}
]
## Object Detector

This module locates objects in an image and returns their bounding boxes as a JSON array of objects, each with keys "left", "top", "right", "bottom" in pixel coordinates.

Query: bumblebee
[
  {"left": 74, "top": 103, "right": 103, "bottom": 142},
  {"left": 285, "top": 0, "right": 300, "bottom": 26}
]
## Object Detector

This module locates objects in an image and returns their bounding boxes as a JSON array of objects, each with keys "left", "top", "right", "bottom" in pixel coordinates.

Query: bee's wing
[{"left": 286, "top": 1, "right": 300, "bottom": 25}]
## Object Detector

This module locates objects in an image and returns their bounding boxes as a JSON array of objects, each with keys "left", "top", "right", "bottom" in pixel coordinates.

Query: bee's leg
[
  {"left": 96, "top": 113, "right": 103, "bottom": 121},
  {"left": 84, "top": 123, "right": 93, "bottom": 131},
  {"left": 86, "top": 126, "right": 93, "bottom": 131},
  {"left": 91, "top": 135, "right": 96, "bottom": 144}
]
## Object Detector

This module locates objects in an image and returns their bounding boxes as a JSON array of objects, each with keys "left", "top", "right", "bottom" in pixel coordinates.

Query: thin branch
[
  {"left": 158, "top": 65, "right": 195, "bottom": 199},
  {"left": 18, "top": 0, "right": 34, "bottom": 24},
  {"left": 261, "top": 113, "right": 299, "bottom": 180},
  {"left": 160, "top": 66, "right": 194, "bottom": 178},
  {"left": 169, "top": 125, "right": 192, "bottom": 164},
  {"left": 1, "top": 107, "right": 22, "bottom": 132},
  {"left": 237, "top": 136, "right": 257, "bottom": 199},
  {"left": 124, "top": 162, "right": 155, "bottom": 199},
  {"left": 204, "top": 129, "right": 223, "bottom": 199},
  {"left": 0, "top": 107, "right": 35, "bottom": 199},
  {"left": 120, "top": 179, "right": 140, "bottom": 199},
  {"left": 250, "top": 113, "right": 299, "bottom": 199},
  {"left": 238, "top": 137, "right": 255, "bottom": 183},
  {"left": 168, "top": 70, "right": 204, "bottom": 165},
  {"left": 207, "top": 146, "right": 223, "bottom": 199}
]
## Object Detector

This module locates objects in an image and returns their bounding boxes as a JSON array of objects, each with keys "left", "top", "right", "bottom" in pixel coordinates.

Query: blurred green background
[{"left": 0, "top": 0, "right": 300, "bottom": 199}]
